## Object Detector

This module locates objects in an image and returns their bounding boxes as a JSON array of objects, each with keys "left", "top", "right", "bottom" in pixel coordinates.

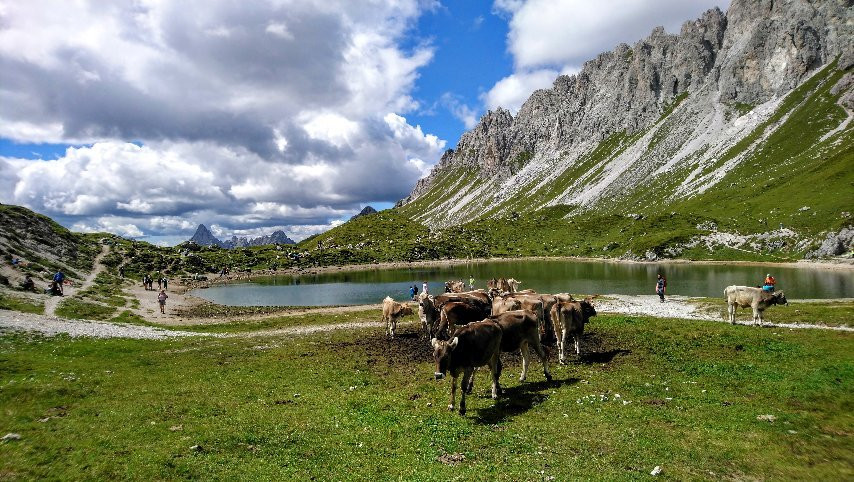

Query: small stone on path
[
  {"left": 650, "top": 466, "right": 662, "bottom": 476},
  {"left": 2, "top": 433, "right": 22, "bottom": 442},
  {"left": 757, "top": 414, "right": 777, "bottom": 422}
]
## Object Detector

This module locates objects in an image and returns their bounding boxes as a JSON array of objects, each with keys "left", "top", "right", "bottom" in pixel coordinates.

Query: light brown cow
[
  {"left": 444, "top": 280, "right": 465, "bottom": 293},
  {"left": 724, "top": 286, "right": 788, "bottom": 325},
  {"left": 382, "top": 296, "right": 413, "bottom": 338},
  {"left": 421, "top": 291, "right": 492, "bottom": 339},
  {"left": 550, "top": 298, "right": 597, "bottom": 364}
]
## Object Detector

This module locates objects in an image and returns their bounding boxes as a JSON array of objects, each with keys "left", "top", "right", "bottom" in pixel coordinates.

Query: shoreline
[{"left": 189, "top": 255, "right": 854, "bottom": 287}]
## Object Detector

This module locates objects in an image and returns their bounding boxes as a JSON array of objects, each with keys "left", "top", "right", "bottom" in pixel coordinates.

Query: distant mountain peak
[
  {"left": 187, "top": 224, "right": 294, "bottom": 248},
  {"left": 351, "top": 205, "right": 378, "bottom": 220}
]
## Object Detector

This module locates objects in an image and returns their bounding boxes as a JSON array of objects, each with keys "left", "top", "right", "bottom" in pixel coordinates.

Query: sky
[{"left": 0, "top": 0, "right": 729, "bottom": 245}]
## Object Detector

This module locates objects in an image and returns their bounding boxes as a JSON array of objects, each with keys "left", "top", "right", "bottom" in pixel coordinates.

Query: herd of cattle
[
  {"left": 381, "top": 278, "right": 788, "bottom": 415},
  {"left": 382, "top": 278, "right": 597, "bottom": 414}
]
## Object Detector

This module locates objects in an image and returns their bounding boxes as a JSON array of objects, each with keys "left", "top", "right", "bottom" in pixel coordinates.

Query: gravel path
[
  {"left": 598, "top": 294, "right": 854, "bottom": 332},
  {"left": 0, "top": 310, "right": 215, "bottom": 339},
  {"left": 44, "top": 244, "right": 110, "bottom": 317},
  {"left": 2, "top": 295, "right": 851, "bottom": 340}
]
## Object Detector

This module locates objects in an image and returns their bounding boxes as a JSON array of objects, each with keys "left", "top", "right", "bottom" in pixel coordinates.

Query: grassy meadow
[{"left": 1, "top": 311, "right": 852, "bottom": 480}]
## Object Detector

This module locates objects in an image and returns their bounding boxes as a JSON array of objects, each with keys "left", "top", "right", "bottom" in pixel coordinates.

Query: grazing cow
[
  {"left": 432, "top": 321, "right": 503, "bottom": 415},
  {"left": 724, "top": 286, "right": 788, "bottom": 325},
  {"left": 550, "top": 298, "right": 597, "bottom": 364},
  {"left": 382, "top": 296, "right": 413, "bottom": 338},
  {"left": 490, "top": 310, "right": 551, "bottom": 382},
  {"left": 444, "top": 280, "right": 465, "bottom": 293}
]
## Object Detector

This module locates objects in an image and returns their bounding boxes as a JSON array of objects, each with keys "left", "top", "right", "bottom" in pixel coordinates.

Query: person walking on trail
[
  {"left": 53, "top": 270, "right": 65, "bottom": 295},
  {"left": 762, "top": 273, "right": 776, "bottom": 292},
  {"left": 158, "top": 289, "right": 168, "bottom": 314},
  {"left": 162, "top": 277, "right": 168, "bottom": 291},
  {"left": 157, "top": 276, "right": 162, "bottom": 290},
  {"left": 655, "top": 274, "right": 667, "bottom": 303},
  {"left": 468, "top": 276, "right": 475, "bottom": 291}
]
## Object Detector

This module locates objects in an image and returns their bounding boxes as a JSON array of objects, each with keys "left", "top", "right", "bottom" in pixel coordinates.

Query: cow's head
[
  {"left": 581, "top": 298, "right": 597, "bottom": 320},
  {"left": 431, "top": 337, "right": 458, "bottom": 380},
  {"left": 774, "top": 291, "right": 788, "bottom": 306}
]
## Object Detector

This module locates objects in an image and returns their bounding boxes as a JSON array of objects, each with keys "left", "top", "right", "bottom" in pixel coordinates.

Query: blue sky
[{"left": 0, "top": 0, "right": 728, "bottom": 245}]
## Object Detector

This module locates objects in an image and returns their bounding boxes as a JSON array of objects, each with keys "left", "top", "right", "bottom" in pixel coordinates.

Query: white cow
[{"left": 724, "top": 286, "right": 788, "bottom": 325}]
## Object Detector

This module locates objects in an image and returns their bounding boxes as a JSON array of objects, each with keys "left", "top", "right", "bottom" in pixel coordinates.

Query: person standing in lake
[{"left": 655, "top": 274, "right": 667, "bottom": 303}]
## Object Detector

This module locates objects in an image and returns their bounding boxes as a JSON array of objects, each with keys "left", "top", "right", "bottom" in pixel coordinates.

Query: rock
[
  {"left": 169, "top": 425, "right": 183, "bottom": 432},
  {"left": 757, "top": 414, "right": 777, "bottom": 422},
  {"left": 651, "top": 466, "right": 662, "bottom": 476},
  {"left": 806, "top": 227, "right": 854, "bottom": 258},
  {"left": 190, "top": 444, "right": 203, "bottom": 452},
  {"left": 2, "top": 433, "right": 22, "bottom": 441}
]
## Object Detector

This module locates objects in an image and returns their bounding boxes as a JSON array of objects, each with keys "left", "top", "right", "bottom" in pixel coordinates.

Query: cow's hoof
[
  {"left": 458, "top": 408, "right": 466, "bottom": 416},
  {"left": 545, "top": 374, "right": 553, "bottom": 382},
  {"left": 518, "top": 376, "right": 526, "bottom": 382}
]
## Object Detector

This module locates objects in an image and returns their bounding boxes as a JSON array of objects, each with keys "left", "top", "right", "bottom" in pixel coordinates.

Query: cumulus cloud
[
  {"left": 485, "top": 0, "right": 729, "bottom": 112},
  {"left": 0, "top": 0, "right": 445, "bottom": 241},
  {"left": 495, "top": 0, "right": 730, "bottom": 69},
  {"left": 440, "top": 93, "right": 479, "bottom": 129}
]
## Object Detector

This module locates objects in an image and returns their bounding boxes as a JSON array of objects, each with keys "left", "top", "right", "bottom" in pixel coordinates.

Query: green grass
[
  {"left": 1, "top": 313, "right": 851, "bottom": 479},
  {"left": 0, "top": 293, "right": 44, "bottom": 314},
  {"left": 54, "top": 298, "right": 117, "bottom": 321},
  {"left": 169, "top": 309, "right": 408, "bottom": 334}
]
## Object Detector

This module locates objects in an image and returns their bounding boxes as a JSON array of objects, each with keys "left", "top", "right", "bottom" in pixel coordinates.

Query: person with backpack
[
  {"left": 53, "top": 270, "right": 65, "bottom": 295},
  {"left": 762, "top": 273, "right": 776, "bottom": 292},
  {"left": 655, "top": 274, "right": 667, "bottom": 303},
  {"left": 157, "top": 289, "right": 169, "bottom": 314}
]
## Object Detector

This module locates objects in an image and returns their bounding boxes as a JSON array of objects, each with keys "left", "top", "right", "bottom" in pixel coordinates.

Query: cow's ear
[
  {"left": 431, "top": 338, "right": 439, "bottom": 349},
  {"left": 448, "top": 337, "right": 459, "bottom": 350}
]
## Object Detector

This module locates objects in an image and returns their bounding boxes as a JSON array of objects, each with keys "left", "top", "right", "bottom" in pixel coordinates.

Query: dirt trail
[{"left": 43, "top": 244, "right": 110, "bottom": 316}]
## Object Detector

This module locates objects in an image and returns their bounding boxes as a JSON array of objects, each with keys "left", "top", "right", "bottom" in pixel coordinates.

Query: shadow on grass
[
  {"left": 473, "top": 377, "right": 580, "bottom": 424},
  {"left": 578, "top": 349, "right": 631, "bottom": 364}
]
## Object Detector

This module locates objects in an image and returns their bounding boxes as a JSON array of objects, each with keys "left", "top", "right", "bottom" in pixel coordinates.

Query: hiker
[
  {"left": 22, "top": 275, "right": 35, "bottom": 291},
  {"left": 48, "top": 281, "right": 62, "bottom": 296},
  {"left": 409, "top": 285, "right": 416, "bottom": 300},
  {"left": 762, "top": 273, "right": 776, "bottom": 292},
  {"left": 157, "top": 276, "right": 162, "bottom": 290},
  {"left": 53, "top": 270, "right": 65, "bottom": 295},
  {"left": 655, "top": 274, "right": 666, "bottom": 303},
  {"left": 118, "top": 266, "right": 124, "bottom": 278},
  {"left": 157, "top": 289, "right": 168, "bottom": 314},
  {"left": 422, "top": 280, "right": 429, "bottom": 295},
  {"left": 468, "top": 276, "right": 475, "bottom": 290},
  {"left": 162, "top": 277, "right": 168, "bottom": 290}
]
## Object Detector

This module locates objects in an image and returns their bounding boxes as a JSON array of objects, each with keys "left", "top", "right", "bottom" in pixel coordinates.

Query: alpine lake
[{"left": 191, "top": 259, "right": 853, "bottom": 307}]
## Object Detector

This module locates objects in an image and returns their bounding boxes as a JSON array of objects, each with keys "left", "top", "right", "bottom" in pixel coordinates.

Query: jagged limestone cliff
[{"left": 398, "top": 0, "right": 853, "bottom": 248}]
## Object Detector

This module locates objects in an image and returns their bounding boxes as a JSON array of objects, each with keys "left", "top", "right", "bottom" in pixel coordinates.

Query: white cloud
[
  {"left": 482, "top": 68, "right": 565, "bottom": 113},
  {"left": 439, "top": 94, "right": 478, "bottom": 129},
  {"left": 0, "top": 0, "right": 447, "bottom": 241},
  {"left": 495, "top": 0, "right": 730, "bottom": 69}
]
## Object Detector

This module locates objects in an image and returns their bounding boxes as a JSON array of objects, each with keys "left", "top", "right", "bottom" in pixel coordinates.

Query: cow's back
[
  {"left": 491, "top": 310, "right": 539, "bottom": 352},
  {"left": 449, "top": 321, "right": 502, "bottom": 370}
]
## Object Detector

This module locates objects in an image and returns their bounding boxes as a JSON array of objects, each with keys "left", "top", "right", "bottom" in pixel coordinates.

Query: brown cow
[
  {"left": 421, "top": 291, "right": 492, "bottom": 339},
  {"left": 432, "top": 320, "right": 503, "bottom": 415},
  {"left": 436, "top": 301, "right": 490, "bottom": 340},
  {"left": 444, "top": 280, "right": 465, "bottom": 293},
  {"left": 550, "top": 298, "right": 597, "bottom": 364},
  {"left": 490, "top": 310, "right": 551, "bottom": 382},
  {"left": 382, "top": 296, "right": 413, "bottom": 338}
]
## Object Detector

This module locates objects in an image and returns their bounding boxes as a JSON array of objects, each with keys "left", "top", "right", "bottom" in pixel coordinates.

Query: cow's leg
[
  {"left": 448, "top": 374, "right": 458, "bottom": 412},
  {"left": 464, "top": 367, "right": 476, "bottom": 394},
  {"left": 459, "top": 367, "right": 475, "bottom": 415},
  {"left": 560, "top": 328, "right": 571, "bottom": 365},
  {"left": 489, "top": 354, "right": 502, "bottom": 400},
  {"left": 727, "top": 303, "right": 735, "bottom": 324},
  {"left": 757, "top": 309, "right": 764, "bottom": 326},
  {"left": 531, "top": 337, "right": 551, "bottom": 382},
  {"left": 390, "top": 317, "right": 397, "bottom": 338},
  {"left": 519, "top": 340, "right": 530, "bottom": 382}
]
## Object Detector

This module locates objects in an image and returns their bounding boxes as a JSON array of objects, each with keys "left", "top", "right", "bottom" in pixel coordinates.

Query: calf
[
  {"left": 432, "top": 321, "right": 503, "bottom": 415},
  {"left": 550, "top": 298, "right": 597, "bottom": 364},
  {"left": 382, "top": 296, "right": 413, "bottom": 338},
  {"left": 490, "top": 310, "right": 551, "bottom": 382},
  {"left": 724, "top": 286, "right": 788, "bottom": 325}
]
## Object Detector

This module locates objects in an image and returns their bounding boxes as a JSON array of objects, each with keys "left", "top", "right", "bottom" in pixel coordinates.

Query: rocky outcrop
[
  {"left": 401, "top": 0, "right": 853, "bottom": 222},
  {"left": 189, "top": 224, "right": 224, "bottom": 248},
  {"left": 807, "top": 227, "right": 854, "bottom": 258}
]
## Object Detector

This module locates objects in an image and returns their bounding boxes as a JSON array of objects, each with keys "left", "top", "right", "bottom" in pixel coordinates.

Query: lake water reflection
[{"left": 192, "top": 259, "right": 853, "bottom": 307}]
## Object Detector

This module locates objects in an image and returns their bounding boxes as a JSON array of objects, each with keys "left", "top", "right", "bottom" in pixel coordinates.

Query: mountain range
[
  {"left": 388, "top": 0, "right": 852, "bottom": 258},
  {"left": 188, "top": 224, "right": 295, "bottom": 249}
]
